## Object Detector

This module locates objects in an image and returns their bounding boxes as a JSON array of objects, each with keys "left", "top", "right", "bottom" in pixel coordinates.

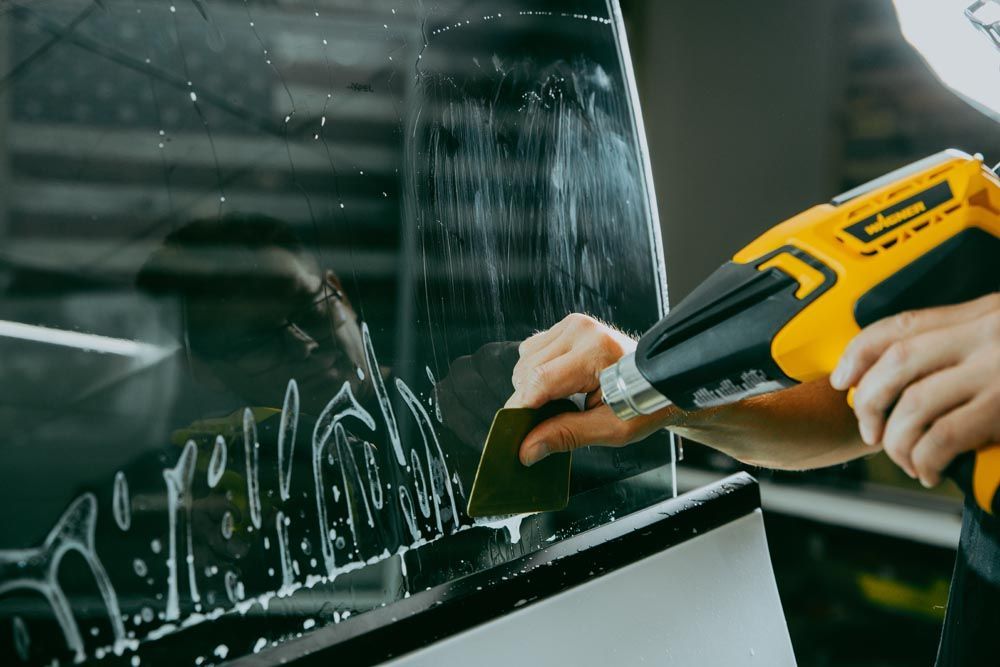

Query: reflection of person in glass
[
  {"left": 137, "top": 213, "right": 370, "bottom": 414},
  {"left": 136, "top": 212, "right": 496, "bottom": 471},
  {"left": 136, "top": 213, "right": 402, "bottom": 579}
]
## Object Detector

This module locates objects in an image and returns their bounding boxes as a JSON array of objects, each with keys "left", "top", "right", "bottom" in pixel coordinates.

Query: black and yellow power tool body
[{"left": 631, "top": 149, "right": 1000, "bottom": 511}]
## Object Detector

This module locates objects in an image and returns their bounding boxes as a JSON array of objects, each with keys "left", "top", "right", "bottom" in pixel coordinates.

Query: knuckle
[
  {"left": 550, "top": 423, "right": 580, "bottom": 452},
  {"left": 595, "top": 331, "right": 623, "bottom": 357},
  {"left": 885, "top": 340, "right": 909, "bottom": 367},
  {"left": 893, "top": 310, "right": 919, "bottom": 336},
  {"left": 844, "top": 333, "right": 874, "bottom": 366},
  {"left": 528, "top": 364, "right": 549, "bottom": 387}
]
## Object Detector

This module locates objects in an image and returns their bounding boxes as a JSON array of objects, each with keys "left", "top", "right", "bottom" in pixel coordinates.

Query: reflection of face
[{"left": 187, "top": 248, "right": 368, "bottom": 413}]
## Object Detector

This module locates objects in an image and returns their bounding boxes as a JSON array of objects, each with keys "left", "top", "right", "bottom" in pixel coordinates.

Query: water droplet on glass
[
  {"left": 12, "top": 616, "right": 30, "bottom": 662},
  {"left": 189, "top": 91, "right": 197, "bottom": 102},
  {"left": 169, "top": 5, "right": 176, "bottom": 12},
  {"left": 150, "top": 539, "right": 162, "bottom": 554},
  {"left": 220, "top": 196, "right": 226, "bottom": 203},
  {"left": 335, "top": 536, "right": 346, "bottom": 550},
  {"left": 133, "top": 558, "right": 148, "bottom": 577},
  {"left": 221, "top": 511, "right": 234, "bottom": 539}
]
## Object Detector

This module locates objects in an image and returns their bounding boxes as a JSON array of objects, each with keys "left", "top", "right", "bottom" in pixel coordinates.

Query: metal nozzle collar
[{"left": 599, "top": 353, "right": 672, "bottom": 421}]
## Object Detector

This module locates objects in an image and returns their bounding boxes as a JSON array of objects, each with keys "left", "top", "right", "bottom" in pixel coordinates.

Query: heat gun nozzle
[{"left": 600, "top": 353, "right": 672, "bottom": 421}]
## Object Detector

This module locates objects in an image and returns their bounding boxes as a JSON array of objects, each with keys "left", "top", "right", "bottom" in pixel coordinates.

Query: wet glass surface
[{"left": 0, "top": 0, "right": 671, "bottom": 664}]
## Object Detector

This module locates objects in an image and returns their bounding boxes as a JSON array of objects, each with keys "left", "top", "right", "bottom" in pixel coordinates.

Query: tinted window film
[{"left": 0, "top": 1, "right": 672, "bottom": 664}]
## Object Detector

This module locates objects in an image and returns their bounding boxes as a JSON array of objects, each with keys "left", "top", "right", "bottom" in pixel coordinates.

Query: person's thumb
[{"left": 519, "top": 405, "right": 630, "bottom": 466}]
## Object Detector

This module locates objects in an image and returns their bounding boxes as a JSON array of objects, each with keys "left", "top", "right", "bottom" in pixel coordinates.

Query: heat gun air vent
[{"left": 835, "top": 179, "right": 959, "bottom": 257}]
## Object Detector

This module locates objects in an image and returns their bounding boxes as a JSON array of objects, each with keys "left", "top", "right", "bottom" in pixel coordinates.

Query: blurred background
[{"left": 621, "top": 1, "right": 999, "bottom": 665}]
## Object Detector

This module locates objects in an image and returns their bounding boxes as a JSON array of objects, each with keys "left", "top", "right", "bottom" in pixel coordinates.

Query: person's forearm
[{"left": 657, "top": 379, "right": 873, "bottom": 470}]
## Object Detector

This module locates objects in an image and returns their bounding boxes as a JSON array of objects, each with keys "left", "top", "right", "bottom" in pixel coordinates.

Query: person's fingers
[
  {"left": 508, "top": 350, "right": 607, "bottom": 409},
  {"left": 831, "top": 293, "right": 999, "bottom": 391},
  {"left": 512, "top": 334, "right": 571, "bottom": 391},
  {"left": 517, "top": 318, "right": 570, "bottom": 357},
  {"left": 509, "top": 314, "right": 636, "bottom": 409},
  {"left": 910, "top": 393, "right": 1000, "bottom": 488},
  {"left": 852, "top": 324, "right": 968, "bottom": 444},
  {"left": 518, "top": 403, "right": 638, "bottom": 466},
  {"left": 880, "top": 365, "right": 978, "bottom": 479}
]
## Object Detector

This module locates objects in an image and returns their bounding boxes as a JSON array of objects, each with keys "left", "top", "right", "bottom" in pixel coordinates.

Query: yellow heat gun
[{"left": 601, "top": 149, "right": 1000, "bottom": 512}]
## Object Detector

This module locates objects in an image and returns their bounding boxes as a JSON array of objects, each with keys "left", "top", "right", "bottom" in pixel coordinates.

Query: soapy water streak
[
  {"left": 411, "top": 449, "right": 431, "bottom": 519},
  {"left": 335, "top": 422, "right": 375, "bottom": 533},
  {"left": 0, "top": 494, "right": 126, "bottom": 662},
  {"left": 2, "top": 323, "right": 522, "bottom": 663},
  {"left": 275, "top": 511, "right": 294, "bottom": 593},
  {"left": 243, "top": 408, "right": 263, "bottom": 530},
  {"left": 277, "top": 380, "right": 300, "bottom": 502},
  {"left": 312, "top": 379, "right": 377, "bottom": 575},
  {"left": 364, "top": 442, "right": 384, "bottom": 510},
  {"left": 396, "top": 379, "right": 460, "bottom": 534},
  {"left": 363, "top": 324, "right": 406, "bottom": 467},
  {"left": 13, "top": 615, "right": 30, "bottom": 662},
  {"left": 207, "top": 435, "right": 227, "bottom": 489},
  {"left": 163, "top": 440, "right": 200, "bottom": 620}
]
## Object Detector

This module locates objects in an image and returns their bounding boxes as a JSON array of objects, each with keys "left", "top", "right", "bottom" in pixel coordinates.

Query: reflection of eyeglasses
[
  {"left": 195, "top": 279, "right": 352, "bottom": 368},
  {"left": 967, "top": 0, "right": 1000, "bottom": 51}
]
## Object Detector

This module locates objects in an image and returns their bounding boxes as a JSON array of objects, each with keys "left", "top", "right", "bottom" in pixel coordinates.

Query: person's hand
[
  {"left": 830, "top": 293, "right": 1000, "bottom": 487},
  {"left": 507, "top": 313, "right": 671, "bottom": 466}
]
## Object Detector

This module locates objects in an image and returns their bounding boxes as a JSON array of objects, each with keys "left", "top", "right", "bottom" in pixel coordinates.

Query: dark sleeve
[{"left": 935, "top": 499, "right": 1000, "bottom": 666}]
